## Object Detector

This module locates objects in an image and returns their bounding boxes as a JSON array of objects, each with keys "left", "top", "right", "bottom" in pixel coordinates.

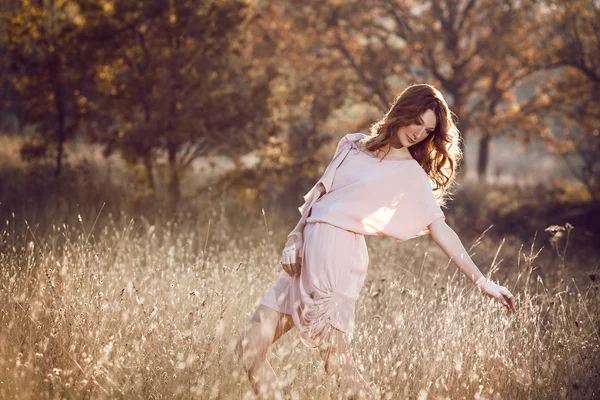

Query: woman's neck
[{"left": 375, "top": 143, "right": 413, "bottom": 160}]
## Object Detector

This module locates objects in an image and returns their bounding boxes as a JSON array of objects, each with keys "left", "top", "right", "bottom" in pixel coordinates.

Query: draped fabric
[
  {"left": 306, "top": 133, "right": 445, "bottom": 241},
  {"left": 296, "top": 133, "right": 366, "bottom": 227},
  {"left": 261, "top": 222, "right": 367, "bottom": 347},
  {"left": 260, "top": 133, "right": 444, "bottom": 348}
]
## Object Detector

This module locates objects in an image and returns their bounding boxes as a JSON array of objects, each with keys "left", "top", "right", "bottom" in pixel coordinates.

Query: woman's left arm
[{"left": 428, "top": 218, "right": 517, "bottom": 312}]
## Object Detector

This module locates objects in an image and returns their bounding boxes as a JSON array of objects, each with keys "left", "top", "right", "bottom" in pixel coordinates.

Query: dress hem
[{"left": 258, "top": 299, "right": 354, "bottom": 348}]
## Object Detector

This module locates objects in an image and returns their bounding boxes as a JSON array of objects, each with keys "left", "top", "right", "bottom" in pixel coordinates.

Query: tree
[
  {"left": 521, "top": 0, "right": 600, "bottom": 199},
  {"left": 217, "top": 1, "right": 368, "bottom": 205},
  {"left": 263, "top": 0, "right": 549, "bottom": 177},
  {"left": 467, "top": 1, "right": 551, "bottom": 179},
  {"left": 86, "top": 0, "right": 274, "bottom": 208},
  {"left": 6, "top": 0, "right": 95, "bottom": 176},
  {"left": 0, "top": 0, "right": 22, "bottom": 133}
]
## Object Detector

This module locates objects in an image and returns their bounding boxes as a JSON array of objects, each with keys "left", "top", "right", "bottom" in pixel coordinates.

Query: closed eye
[{"left": 417, "top": 117, "right": 435, "bottom": 134}]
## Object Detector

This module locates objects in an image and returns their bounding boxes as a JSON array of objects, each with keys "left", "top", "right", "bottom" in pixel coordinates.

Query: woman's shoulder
[
  {"left": 340, "top": 133, "right": 379, "bottom": 152},
  {"left": 331, "top": 133, "right": 369, "bottom": 156},
  {"left": 341, "top": 132, "right": 368, "bottom": 144}
]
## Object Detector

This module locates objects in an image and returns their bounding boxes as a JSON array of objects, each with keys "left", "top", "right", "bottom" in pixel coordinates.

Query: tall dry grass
[
  {"left": 1, "top": 135, "right": 599, "bottom": 398},
  {"left": 0, "top": 210, "right": 598, "bottom": 399}
]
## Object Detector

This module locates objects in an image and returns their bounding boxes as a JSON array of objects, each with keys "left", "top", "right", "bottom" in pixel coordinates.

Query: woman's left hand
[{"left": 475, "top": 277, "right": 517, "bottom": 312}]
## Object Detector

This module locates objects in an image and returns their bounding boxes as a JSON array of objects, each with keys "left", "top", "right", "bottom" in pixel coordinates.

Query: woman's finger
[
  {"left": 498, "top": 296, "right": 514, "bottom": 312},
  {"left": 498, "top": 287, "right": 516, "bottom": 312},
  {"left": 504, "top": 294, "right": 517, "bottom": 312},
  {"left": 282, "top": 263, "right": 292, "bottom": 276},
  {"left": 498, "top": 297, "right": 508, "bottom": 308}
]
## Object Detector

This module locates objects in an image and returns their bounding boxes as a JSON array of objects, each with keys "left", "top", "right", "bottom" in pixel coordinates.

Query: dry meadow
[{"left": 0, "top": 137, "right": 599, "bottom": 399}]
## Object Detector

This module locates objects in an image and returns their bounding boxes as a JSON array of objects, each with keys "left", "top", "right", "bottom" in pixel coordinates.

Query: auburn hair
[{"left": 361, "top": 84, "right": 462, "bottom": 205}]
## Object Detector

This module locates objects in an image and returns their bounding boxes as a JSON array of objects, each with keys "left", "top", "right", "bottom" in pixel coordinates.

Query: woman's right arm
[
  {"left": 282, "top": 135, "right": 357, "bottom": 275},
  {"left": 281, "top": 181, "right": 328, "bottom": 276},
  {"left": 287, "top": 219, "right": 305, "bottom": 243},
  {"left": 286, "top": 183, "right": 326, "bottom": 242}
]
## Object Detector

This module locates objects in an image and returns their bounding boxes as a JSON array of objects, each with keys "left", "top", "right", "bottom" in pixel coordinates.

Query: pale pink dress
[{"left": 260, "top": 133, "right": 444, "bottom": 348}]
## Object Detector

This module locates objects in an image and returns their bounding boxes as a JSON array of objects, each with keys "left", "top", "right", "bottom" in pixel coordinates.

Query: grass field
[
  {"left": 0, "top": 136, "right": 599, "bottom": 399},
  {"left": 1, "top": 211, "right": 599, "bottom": 399}
]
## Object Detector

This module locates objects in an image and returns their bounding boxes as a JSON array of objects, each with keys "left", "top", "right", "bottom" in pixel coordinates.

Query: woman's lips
[{"left": 407, "top": 135, "right": 416, "bottom": 144}]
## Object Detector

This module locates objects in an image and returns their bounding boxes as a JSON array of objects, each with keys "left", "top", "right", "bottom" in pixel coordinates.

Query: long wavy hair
[{"left": 361, "top": 84, "right": 462, "bottom": 205}]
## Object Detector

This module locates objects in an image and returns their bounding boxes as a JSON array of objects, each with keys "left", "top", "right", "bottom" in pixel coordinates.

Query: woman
[{"left": 235, "top": 84, "right": 516, "bottom": 399}]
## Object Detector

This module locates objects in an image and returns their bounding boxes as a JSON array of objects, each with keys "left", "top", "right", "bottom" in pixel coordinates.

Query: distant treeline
[{"left": 0, "top": 0, "right": 598, "bottom": 205}]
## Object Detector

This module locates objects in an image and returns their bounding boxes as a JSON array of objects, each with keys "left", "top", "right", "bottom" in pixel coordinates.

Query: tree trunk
[
  {"left": 50, "top": 40, "right": 65, "bottom": 177},
  {"left": 54, "top": 84, "right": 65, "bottom": 177},
  {"left": 167, "top": 144, "right": 180, "bottom": 211},
  {"left": 143, "top": 105, "right": 154, "bottom": 192},
  {"left": 477, "top": 132, "right": 491, "bottom": 181},
  {"left": 456, "top": 119, "right": 469, "bottom": 176},
  {"left": 451, "top": 93, "right": 469, "bottom": 175},
  {"left": 143, "top": 153, "right": 155, "bottom": 191},
  {"left": 55, "top": 130, "right": 64, "bottom": 177}
]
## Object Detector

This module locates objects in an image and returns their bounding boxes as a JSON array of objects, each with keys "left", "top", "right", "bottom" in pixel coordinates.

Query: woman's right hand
[{"left": 280, "top": 232, "right": 303, "bottom": 277}]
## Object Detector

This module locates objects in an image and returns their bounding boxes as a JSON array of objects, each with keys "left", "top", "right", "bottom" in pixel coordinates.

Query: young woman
[{"left": 235, "top": 84, "right": 516, "bottom": 399}]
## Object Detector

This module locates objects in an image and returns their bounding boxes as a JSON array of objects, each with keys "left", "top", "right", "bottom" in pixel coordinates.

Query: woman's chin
[
  {"left": 399, "top": 139, "right": 412, "bottom": 148},
  {"left": 390, "top": 136, "right": 406, "bottom": 149}
]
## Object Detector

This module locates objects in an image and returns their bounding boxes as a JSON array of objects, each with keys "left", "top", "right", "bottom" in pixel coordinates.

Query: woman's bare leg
[
  {"left": 235, "top": 305, "right": 295, "bottom": 400},
  {"left": 319, "top": 327, "right": 374, "bottom": 399}
]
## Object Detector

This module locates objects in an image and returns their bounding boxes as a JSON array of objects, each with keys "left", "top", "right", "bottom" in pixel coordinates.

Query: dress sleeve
[
  {"left": 411, "top": 209, "right": 445, "bottom": 237},
  {"left": 389, "top": 169, "right": 445, "bottom": 241},
  {"left": 297, "top": 135, "right": 353, "bottom": 216},
  {"left": 405, "top": 185, "right": 445, "bottom": 239},
  {"left": 298, "top": 183, "right": 325, "bottom": 216}
]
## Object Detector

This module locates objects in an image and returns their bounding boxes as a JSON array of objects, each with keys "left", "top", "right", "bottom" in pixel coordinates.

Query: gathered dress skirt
[{"left": 260, "top": 221, "right": 369, "bottom": 348}]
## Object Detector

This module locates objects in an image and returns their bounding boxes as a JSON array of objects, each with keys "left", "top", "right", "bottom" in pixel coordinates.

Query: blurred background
[
  {"left": 1, "top": 2, "right": 599, "bottom": 398},
  {"left": 0, "top": 0, "right": 598, "bottom": 244}
]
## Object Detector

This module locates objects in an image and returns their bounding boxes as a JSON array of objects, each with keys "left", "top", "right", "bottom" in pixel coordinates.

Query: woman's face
[{"left": 394, "top": 109, "right": 437, "bottom": 148}]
